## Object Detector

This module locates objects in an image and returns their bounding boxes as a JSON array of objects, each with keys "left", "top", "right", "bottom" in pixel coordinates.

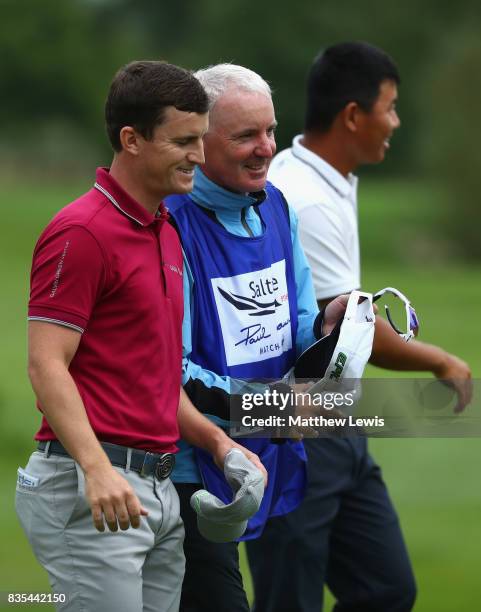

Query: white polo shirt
[{"left": 269, "top": 135, "right": 360, "bottom": 301}]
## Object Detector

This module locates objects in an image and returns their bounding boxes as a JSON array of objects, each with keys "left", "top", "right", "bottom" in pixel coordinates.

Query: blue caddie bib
[{"left": 168, "top": 183, "right": 306, "bottom": 539}]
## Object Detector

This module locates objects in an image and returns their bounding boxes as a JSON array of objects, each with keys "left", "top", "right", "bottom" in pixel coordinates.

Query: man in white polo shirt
[
  {"left": 246, "top": 42, "right": 472, "bottom": 612},
  {"left": 271, "top": 141, "right": 360, "bottom": 302}
]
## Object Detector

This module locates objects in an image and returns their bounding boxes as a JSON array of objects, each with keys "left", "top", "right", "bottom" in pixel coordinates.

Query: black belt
[{"left": 37, "top": 440, "right": 175, "bottom": 480}]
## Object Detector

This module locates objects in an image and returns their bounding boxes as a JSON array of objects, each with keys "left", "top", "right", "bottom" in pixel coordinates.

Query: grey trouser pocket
[{"left": 15, "top": 452, "right": 87, "bottom": 562}]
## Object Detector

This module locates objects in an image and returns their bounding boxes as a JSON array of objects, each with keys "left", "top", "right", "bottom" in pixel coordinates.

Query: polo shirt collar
[
  {"left": 94, "top": 167, "right": 168, "bottom": 226},
  {"left": 291, "top": 135, "right": 356, "bottom": 198}
]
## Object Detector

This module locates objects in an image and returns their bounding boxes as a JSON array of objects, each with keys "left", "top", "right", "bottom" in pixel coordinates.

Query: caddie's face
[
  {"left": 137, "top": 106, "right": 209, "bottom": 200},
  {"left": 202, "top": 89, "right": 277, "bottom": 193},
  {"left": 355, "top": 79, "right": 400, "bottom": 164}
]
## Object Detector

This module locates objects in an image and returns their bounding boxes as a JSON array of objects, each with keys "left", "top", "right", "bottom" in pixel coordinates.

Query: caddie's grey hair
[{"left": 194, "top": 63, "right": 272, "bottom": 108}]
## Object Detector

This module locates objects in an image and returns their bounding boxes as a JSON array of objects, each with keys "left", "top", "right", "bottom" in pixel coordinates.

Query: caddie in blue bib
[{"left": 168, "top": 179, "right": 308, "bottom": 539}]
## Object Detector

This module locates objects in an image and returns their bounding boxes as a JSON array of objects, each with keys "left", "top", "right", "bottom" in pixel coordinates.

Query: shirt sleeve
[
  {"left": 288, "top": 205, "right": 319, "bottom": 356},
  {"left": 296, "top": 203, "right": 359, "bottom": 300},
  {"left": 28, "top": 225, "right": 107, "bottom": 333}
]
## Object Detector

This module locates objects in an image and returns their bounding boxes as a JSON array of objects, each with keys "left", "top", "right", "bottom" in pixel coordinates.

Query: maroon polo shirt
[{"left": 28, "top": 168, "right": 184, "bottom": 453}]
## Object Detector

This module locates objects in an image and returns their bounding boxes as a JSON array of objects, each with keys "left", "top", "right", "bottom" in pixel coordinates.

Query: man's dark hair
[
  {"left": 105, "top": 60, "right": 209, "bottom": 152},
  {"left": 305, "top": 42, "right": 400, "bottom": 133}
]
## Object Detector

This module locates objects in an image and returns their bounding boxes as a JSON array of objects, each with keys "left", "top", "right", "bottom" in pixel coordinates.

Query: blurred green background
[{"left": 1, "top": 0, "right": 481, "bottom": 610}]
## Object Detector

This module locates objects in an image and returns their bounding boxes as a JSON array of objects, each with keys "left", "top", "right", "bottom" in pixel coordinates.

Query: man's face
[
  {"left": 354, "top": 79, "right": 400, "bottom": 165},
  {"left": 202, "top": 89, "right": 277, "bottom": 193},
  {"left": 137, "top": 106, "right": 209, "bottom": 200}
]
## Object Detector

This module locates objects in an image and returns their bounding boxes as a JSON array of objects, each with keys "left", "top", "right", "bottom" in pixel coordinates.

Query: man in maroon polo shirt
[{"left": 15, "top": 61, "right": 265, "bottom": 612}]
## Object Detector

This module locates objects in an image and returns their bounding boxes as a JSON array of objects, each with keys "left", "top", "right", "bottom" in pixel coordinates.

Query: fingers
[
  {"left": 91, "top": 495, "right": 146, "bottom": 532},
  {"left": 90, "top": 499, "right": 118, "bottom": 532},
  {"left": 434, "top": 354, "right": 472, "bottom": 414},
  {"left": 125, "top": 495, "right": 144, "bottom": 529},
  {"left": 91, "top": 502, "right": 106, "bottom": 532},
  {"left": 289, "top": 425, "right": 319, "bottom": 440},
  {"left": 86, "top": 469, "right": 148, "bottom": 532},
  {"left": 452, "top": 378, "right": 473, "bottom": 413},
  {"left": 114, "top": 497, "right": 135, "bottom": 531},
  {"left": 245, "top": 451, "right": 268, "bottom": 486},
  {"left": 439, "top": 375, "right": 472, "bottom": 413},
  {"left": 212, "top": 439, "right": 269, "bottom": 487},
  {"left": 323, "top": 293, "right": 349, "bottom": 335},
  {"left": 102, "top": 503, "right": 119, "bottom": 532},
  {"left": 293, "top": 382, "right": 312, "bottom": 393}
]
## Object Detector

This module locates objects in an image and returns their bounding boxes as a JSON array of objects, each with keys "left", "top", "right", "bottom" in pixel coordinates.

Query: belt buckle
[
  {"left": 140, "top": 452, "right": 157, "bottom": 478},
  {"left": 154, "top": 454, "right": 175, "bottom": 480}
]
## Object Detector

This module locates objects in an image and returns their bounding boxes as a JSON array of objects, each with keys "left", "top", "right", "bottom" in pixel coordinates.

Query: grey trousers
[{"left": 16, "top": 450, "right": 185, "bottom": 612}]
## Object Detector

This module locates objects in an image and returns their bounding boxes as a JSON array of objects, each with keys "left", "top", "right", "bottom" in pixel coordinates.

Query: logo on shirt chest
[
  {"left": 211, "top": 260, "right": 292, "bottom": 367},
  {"left": 163, "top": 262, "right": 183, "bottom": 276}
]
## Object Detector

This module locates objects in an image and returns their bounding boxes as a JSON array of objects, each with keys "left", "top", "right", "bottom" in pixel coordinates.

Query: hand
[
  {"left": 432, "top": 352, "right": 472, "bottom": 413},
  {"left": 211, "top": 436, "right": 268, "bottom": 487},
  {"left": 284, "top": 383, "right": 319, "bottom": 440},
  {"left": 84, "top": 464, "right": 149, "bottom": 532},
  {"left": 288, "top": 384, "right": 346, "bottom": 439},
  {"left": 322, "top": 294, "right": 350, "bottom": 335}
]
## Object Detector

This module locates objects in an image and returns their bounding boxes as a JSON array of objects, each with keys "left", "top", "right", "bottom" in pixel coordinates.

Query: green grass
[
  {"left": 240, "top": 438, "right": 481, "bottom": 612},
  {"left": 0, "top": 178, "right": 90, "bottom": 456},
  {"left": 358, "top": 178, "right": 452, "bottom": 267},
  {"left": 1, "top": 177, "right": 480, "bottom": 611}
]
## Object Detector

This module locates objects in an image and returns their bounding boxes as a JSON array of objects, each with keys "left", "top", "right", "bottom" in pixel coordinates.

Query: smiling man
[
  {"left": 16, "top": 60, "right": 266, "bottom": 612},
  {"left": 165, "top": 64, "right": 347, "bottom": 612},
  {"left": 246, "top": 42, "right": 472, "bottom": 612}
]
